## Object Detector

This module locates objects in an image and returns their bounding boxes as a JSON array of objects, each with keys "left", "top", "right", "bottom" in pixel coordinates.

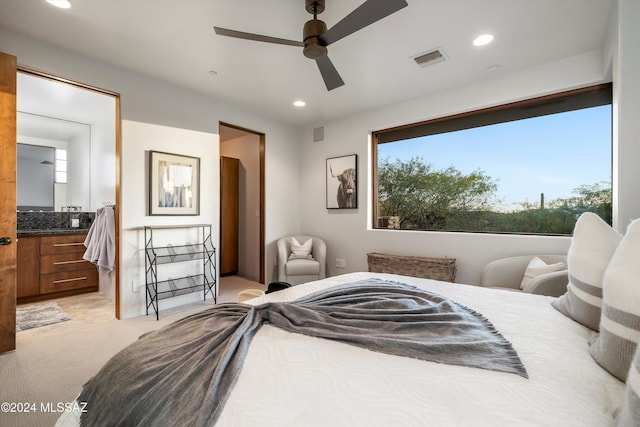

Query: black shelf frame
[{"left": 144, "top": 224, "right": 216, "bottom": 320}]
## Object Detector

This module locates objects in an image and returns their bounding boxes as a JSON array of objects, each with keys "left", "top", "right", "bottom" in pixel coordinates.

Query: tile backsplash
[{"left": 17, "top": 211, "right": 95, "bottom": 230}]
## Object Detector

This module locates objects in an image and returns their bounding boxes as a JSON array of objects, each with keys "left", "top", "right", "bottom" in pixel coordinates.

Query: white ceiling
[{"left": 0, "top": 0, "right": 615, "bottom": 128}]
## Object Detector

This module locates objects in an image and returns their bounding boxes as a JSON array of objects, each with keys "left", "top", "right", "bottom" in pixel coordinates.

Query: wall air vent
[
  {"left": 412, "top": 48, "right": 447, "bottom": 68},
  {"left": 313, "top": 126, "right": 324, "bottom": 143}
]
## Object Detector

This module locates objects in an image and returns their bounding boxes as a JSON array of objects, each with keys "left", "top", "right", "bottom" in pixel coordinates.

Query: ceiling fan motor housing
[{"left": 303, "top": 18, "right": 328, "bottom": 59}]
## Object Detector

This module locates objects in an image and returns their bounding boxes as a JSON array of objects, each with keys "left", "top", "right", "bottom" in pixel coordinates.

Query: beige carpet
[{"left": 0, "top": 276, "right": 263, "bottom": 427}]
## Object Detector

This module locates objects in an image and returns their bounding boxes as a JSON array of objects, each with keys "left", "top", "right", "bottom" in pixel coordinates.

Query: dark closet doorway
[{"left": 219, "top": 123, "right": 265, "bottom": 284}]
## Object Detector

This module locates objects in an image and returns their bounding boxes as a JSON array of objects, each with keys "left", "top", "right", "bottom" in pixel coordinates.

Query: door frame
[
  {"left": 0, "top": 52, "right": 17, "bottom": 353},
  {"left": 219, "top": 122, "right": 266, "bottom": 284},
  {"left": 16, "top": 66, "right": 123, "bottom": 319}
]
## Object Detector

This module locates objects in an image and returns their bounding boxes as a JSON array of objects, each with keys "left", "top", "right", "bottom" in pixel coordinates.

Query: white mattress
[{"left": 59, "top": 272, "right": 625, "bottom": 426}]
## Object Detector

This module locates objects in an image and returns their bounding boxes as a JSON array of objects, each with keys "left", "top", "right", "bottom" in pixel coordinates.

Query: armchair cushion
[
  {"left": 480, "top": 254, "right": 568, "bottom": 297},
  {"left": 520, "top": 256, "right": 566, "bottom": 293},
  {"left": 285, "top": 258, "right": 321, "bottom": 276},
  {"left": 289, "top": 237, "right": 313, "bottom": 259}
]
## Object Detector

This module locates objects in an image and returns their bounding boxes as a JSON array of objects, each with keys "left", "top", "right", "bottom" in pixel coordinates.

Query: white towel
[{"left": 83, "top": 206, "right": 115, "bottom": 274}]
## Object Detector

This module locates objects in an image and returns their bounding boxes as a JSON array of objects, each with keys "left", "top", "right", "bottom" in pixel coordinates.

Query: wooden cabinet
[
  {"left": 220, "top": 156, "right": 239, "bottom": 275},
  {"left": 17, "top": 233, "right": 98, "bottom": 303},
  {"left": 16, "top": 236, "right": 39, "bottom": 298}
]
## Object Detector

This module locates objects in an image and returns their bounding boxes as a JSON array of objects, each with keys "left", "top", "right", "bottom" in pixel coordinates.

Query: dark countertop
[{"left": 17, "top": 228, "right": 90, "bottom": 237}]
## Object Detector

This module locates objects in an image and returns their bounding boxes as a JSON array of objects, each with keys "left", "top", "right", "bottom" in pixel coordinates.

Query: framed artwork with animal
[{"left": 326, "top": 154, "right": 357, "bottom": 209}]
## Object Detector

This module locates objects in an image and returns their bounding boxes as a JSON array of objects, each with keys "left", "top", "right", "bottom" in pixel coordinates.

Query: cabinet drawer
[
  {"left": 40, "top": 269, "right": 98, "bottom": 294},
  {"left": 41, "top": 253, "right": 94, "bottom": 274},
  {"left": 40, "top": 234, "right": 87, "bottom": 255}
]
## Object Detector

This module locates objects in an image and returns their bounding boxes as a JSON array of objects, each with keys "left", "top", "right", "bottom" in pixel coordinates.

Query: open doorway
[
  {"left": 15, "top": 69, "right": 120, "bottom": 321},
  {"left": 219, "top": 123, "right": 265, "bottom": 300}
]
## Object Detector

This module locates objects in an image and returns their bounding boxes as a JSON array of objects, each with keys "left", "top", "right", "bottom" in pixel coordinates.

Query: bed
[{"left": 56, "top": 271, "right": 627, "bottom": 427}]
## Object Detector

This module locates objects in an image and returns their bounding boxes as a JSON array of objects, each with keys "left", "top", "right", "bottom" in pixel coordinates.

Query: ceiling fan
[{"left": 214, "top": 0, "right": 408, "bottom": 91}]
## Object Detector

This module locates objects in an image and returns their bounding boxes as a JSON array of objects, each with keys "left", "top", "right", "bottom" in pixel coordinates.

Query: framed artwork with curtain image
[{"left": 149, "top": 150, "right": 200, "bottom": 215}]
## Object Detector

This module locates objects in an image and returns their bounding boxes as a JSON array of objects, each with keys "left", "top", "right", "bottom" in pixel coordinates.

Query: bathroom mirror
[{"left": 17, "top": 112, "right": 91, "bottom": 211}]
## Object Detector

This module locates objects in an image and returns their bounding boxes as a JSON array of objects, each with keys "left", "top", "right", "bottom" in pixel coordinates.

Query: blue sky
[{"left": 378, "top": 105, "right": 611, "bottom": 211}]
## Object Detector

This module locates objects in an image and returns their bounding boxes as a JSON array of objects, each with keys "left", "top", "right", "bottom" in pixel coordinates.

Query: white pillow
[
  {"left": 289, "top": 237, "right": 313, "bottom": 260},
  {"left": 551, "top": 212, "right": 622, "bottom": 331},
  {"left": 617, "top": 345, "right": 640, "bottom": 426},
  {"left": 520, "top": 256, "right": 566, "bottom": 293},
  {"left": 590, "top": 218, "right": 640, "bottom": 381}
]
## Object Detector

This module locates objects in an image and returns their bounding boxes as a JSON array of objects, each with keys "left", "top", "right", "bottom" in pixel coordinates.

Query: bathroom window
[{"left": 55, "top": 148, "right": 67, "bottom": 184}]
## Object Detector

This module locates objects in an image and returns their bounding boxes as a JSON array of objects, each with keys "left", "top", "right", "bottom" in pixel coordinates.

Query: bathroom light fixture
[
  {"left": 473, "top": 34, "right": 494, "bottom": 46},
  {"left": 47, "top": 0, "right": 71, "bottom": 9},
  {"left": 293, "top": 100, "right": 306, "bottom": 107}
]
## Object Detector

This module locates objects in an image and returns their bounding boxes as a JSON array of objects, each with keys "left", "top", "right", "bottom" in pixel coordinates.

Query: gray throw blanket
[{"left": 79, "top": 279, "right": 527, "bottom": 426}]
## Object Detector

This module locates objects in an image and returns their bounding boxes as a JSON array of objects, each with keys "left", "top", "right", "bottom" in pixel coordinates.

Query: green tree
[
  {"left": 377, "top": 157, "right": 498, "bottom": 229},
  {"left": 501, "top": 181, "right": 612, "bottom": 233},
  {"left": 377, "top": 156, "right": 611, "bottom": 234}
]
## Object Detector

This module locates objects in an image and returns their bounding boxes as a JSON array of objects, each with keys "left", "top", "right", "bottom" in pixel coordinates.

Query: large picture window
[{"left": 372, "top": 84, "right": 612, "bottom": 235}]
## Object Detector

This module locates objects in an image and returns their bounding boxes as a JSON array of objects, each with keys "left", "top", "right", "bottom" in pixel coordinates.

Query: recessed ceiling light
[
  {"left": 485, "top": 64, "right": 500, "bottom": 72},
  {"left": 473, "top": 34, "right": 494, "bottom": 47},
  {"left": 208, "top": 70, "right": 218, "bottom": 76},
  {"left": 293, "top": 100, "right": 306, "bottom": 107},
  {"left": 47, "top": 0, "right": 71, "bottom": 9}
]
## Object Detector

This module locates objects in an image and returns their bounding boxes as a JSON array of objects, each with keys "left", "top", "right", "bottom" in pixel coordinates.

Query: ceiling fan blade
[
  {"left": 316, "top": 56, "right": 345, "bottom": 91},
  {"left": 320, "top": 0, "right": 408, "bottom": 46},
  {"left": 214, "top": 27, "right": 303, "bottom": 47}
]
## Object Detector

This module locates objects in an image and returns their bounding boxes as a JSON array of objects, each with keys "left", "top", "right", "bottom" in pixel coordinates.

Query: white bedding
[{"left": 58, "top": 272, "right": 625, "bottom": 426}]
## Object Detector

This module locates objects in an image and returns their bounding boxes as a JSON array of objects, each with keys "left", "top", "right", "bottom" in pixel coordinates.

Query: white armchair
[
  {"left": 480, "top": 255, "right": 568, "bottom": 297},
  {"left": 277, "top": 235, "right": 327, "bottom": 285}
]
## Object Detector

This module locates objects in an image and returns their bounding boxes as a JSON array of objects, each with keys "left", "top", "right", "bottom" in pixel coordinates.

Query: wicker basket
[{"left": 367, "top": 252, "right": 456, "bottom": 283}]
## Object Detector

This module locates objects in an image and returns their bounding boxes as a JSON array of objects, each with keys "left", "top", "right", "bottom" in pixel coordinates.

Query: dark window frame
[{"left": 371, "top": 83, "right": 613, "bottom": 234}]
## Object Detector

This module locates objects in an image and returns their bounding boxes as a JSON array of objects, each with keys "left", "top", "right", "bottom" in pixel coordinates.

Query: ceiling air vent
[{"left": 412, "top": 48, "right": 447, "bottom": 68}]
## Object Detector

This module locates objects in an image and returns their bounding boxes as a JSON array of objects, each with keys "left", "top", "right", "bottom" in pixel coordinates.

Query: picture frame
[
  {"left": 149, "top": 150, "right": 200, "bottom": 216},
  {"left": 326, "top": 154, "right": 357, "bottom": 209}
]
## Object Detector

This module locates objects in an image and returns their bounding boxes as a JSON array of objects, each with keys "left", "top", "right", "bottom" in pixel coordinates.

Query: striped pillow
[
  {"left": 616, "top": 344, "right": 640, "bottom": 426},
  {"left": 552, "top": 213, "right": 622, "bottom": 331},
  {"left": 591, "top": 218, "right": 640, "bottom": 381}
]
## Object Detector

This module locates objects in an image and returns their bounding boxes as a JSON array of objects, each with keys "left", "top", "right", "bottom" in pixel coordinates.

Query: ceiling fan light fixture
[{"left": 303, "top": 39, "right": 328, "bottom": 59}]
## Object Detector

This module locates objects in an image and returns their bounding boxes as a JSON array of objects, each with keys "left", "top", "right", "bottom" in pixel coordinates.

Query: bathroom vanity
[
  {"left": 17, "top": 211, "right": 98, "bottom": 303},
  {"left": 17, "top": 231, "right": 98, "bottom": 303}
]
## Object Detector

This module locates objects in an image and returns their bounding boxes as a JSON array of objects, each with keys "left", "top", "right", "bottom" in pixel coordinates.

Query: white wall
[
  {"left": 119, "top": 121, "right": 218, "bottom": 317},
  {"left": 16, "top": 72, "right": 116, "bottom": 213},
  {"left": 88, "top": 101, "right": 117, "bottom": 212},
  {"left": 612, "top": 0, "right": 640, "bottom": 231},
  {"left": 298, "top": 47, "right": 633, "bottom": 286},
  {"left": 68, "top": 129, "right": 91, "bottom": 211}
]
